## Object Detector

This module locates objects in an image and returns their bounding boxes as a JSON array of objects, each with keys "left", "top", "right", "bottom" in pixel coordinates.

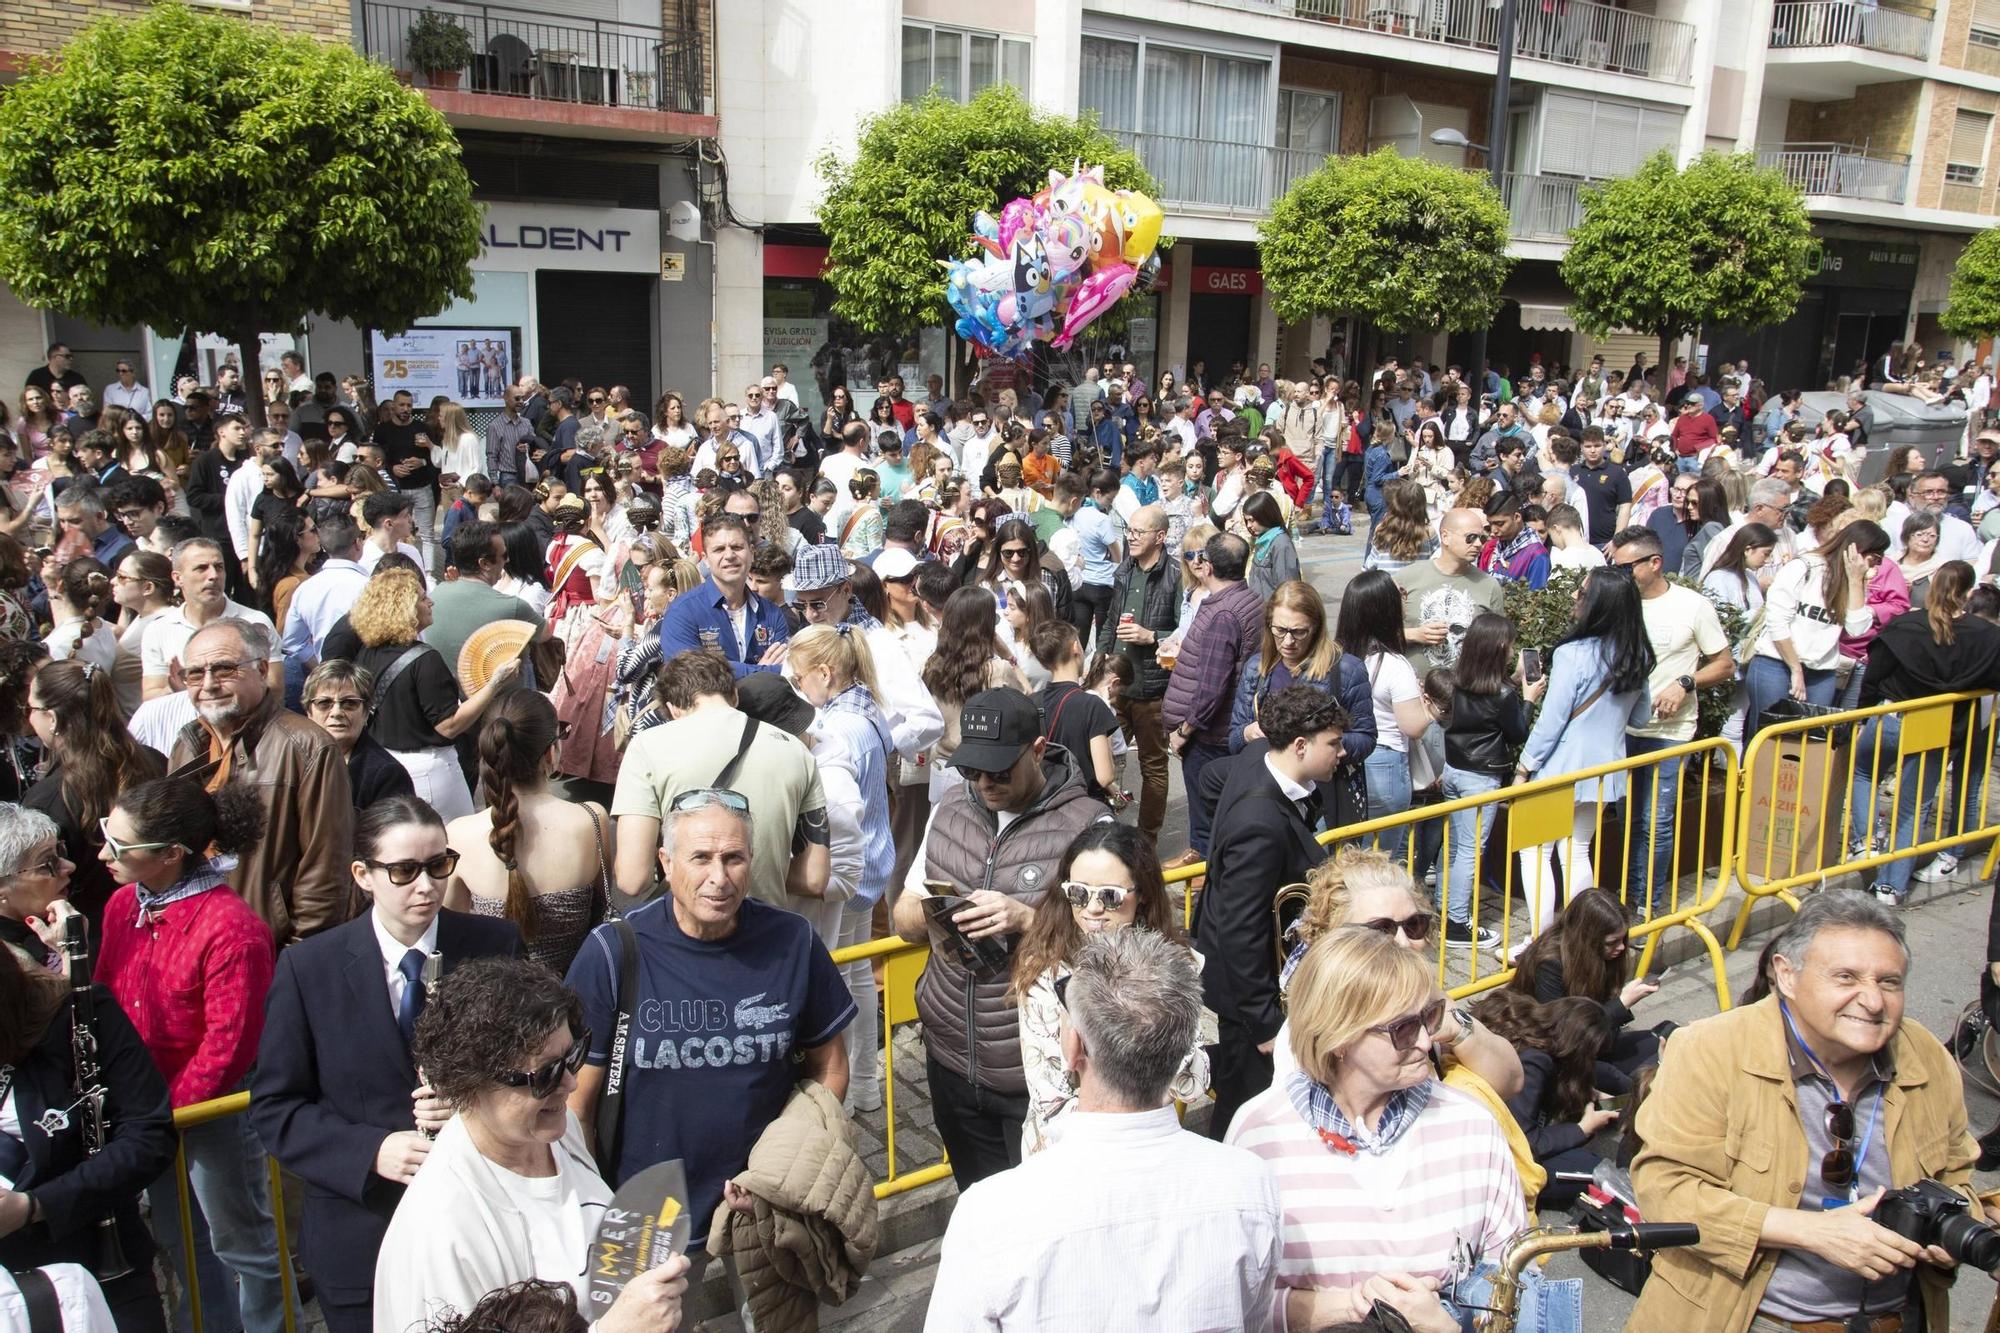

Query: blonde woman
[
  {"left": 788, "top": 624, "right": 896, "bottom": 1109},
  {"left": 432, "top": 401, "right": 484, "bottom": 501},
  {"left": 351, "top": 568, "right": 518, "bottom": 818}
]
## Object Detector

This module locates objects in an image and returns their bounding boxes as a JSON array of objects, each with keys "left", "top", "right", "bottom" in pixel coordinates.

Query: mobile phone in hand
[{"left": 1521, "top": 648, "right": 1544, "bottom": 684}]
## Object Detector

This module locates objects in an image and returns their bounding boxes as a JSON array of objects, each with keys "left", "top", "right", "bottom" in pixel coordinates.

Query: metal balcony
[
  {"left": 1768, "top": 1, "right": 1934, "bottom": 59},
  {"left": 1184, "top": 0, "right": 1696, "bottom": 84},
  {"left": 358, "top": 0, "right": 707, "bottom": 114},
  {"left": 1501, "top": 173, "right": 1591, "bottom": 241},
  {"left": 1755, "top": 142, "right": 1911, "bottom": 204}
]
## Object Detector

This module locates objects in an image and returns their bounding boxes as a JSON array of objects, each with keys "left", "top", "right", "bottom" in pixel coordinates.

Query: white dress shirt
[
  {"left": 102, "top": 380, "right": 154, "bottom": 413},
  {"left": 281, "top": 557, "right": 370, "bottom": 661},
  {"left": 225, "top": 458, "right": 264, "bottom": 559},
  {"left": 371, "top": 911, "right": 441, "bottom": 1021},
  {"left": 925, "top": 1105, "right": 1282, "bottom": 1333}
]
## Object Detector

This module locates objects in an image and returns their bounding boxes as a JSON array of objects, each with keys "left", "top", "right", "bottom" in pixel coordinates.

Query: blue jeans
[
  {"left": 147, "top": 1107, "right": 296, "bottom": 1333},
  {"left": 1440, "top": 766, "right": 1503, "bottom": 924},
  {"left": 1314, "top": 449, "right": 1341, "bottom": 528},
  {"left": 1448, "top": 1260, "right": 1582, "bottom": 1333},
  {"left": 1624, "top": 733, "right": 1686, "bottom": 917},
  {"left": 1363, "top": 746, "right": 1413, "bottom": 860},
  {"left": 1742, "top": 655, "right": 1837, "bottom": 741},
  {"left": 1182, "top": 737, "right": 1230, "bottom": 856},
  {"left": 1675, "top": 455, "right": 1701, "bottom": 475},
  {"left": 1846, "top": 715, "right": 1947, "bottom": 896}
]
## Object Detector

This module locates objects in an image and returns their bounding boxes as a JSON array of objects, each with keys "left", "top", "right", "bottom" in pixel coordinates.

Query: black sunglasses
[
  {"left": 493, "top": 1030, "right": 591, "bottom": 1099},
  {"left": 1821, "top": 1100, "right": 1857, "bottom": 1191},
  {"left": 1360, "top": 911, "right": 1436, "bottom": 943},
  {"left": 363, "top": 850, "right": 460, "bottom": 885}
]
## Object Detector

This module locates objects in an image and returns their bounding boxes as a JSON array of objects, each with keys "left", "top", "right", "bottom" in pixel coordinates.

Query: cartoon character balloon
[{"left": 944, "top": 159, "right": 1163, "bottom": 361}]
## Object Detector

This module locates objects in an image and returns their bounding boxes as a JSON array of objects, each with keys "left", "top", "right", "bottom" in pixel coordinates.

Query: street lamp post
[{"left": 1431, "top": 0, "right": 1516, "bottom": 406}]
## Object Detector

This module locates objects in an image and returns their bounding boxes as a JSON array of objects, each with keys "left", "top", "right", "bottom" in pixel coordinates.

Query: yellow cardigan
[{"left": 1629, "top": 995, "right": 1975, "bottom": 1333}]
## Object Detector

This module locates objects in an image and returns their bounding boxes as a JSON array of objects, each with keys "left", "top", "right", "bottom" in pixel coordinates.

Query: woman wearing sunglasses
[
  {"left": 375, "top": 956, "right": 690, "bottom": 1332},
  {"left": 1277, "top": 848, "right": 1521, "bottom": 1100},
  {"left": 250, "top": 797, "right": 523, "bottom": 1333},
  {"left": 1011, "top": 823, "right": 1207, "bottom": 1155},
  {"left": 1226, "top": 926, "right": 1525, "bottom": 1333},
  {"left": 93, "top": 776, "right": 296, "bottom": 1333}
]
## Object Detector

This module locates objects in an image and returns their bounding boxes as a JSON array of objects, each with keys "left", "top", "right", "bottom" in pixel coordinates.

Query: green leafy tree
[
  {"left": 1258, "top": 148, "right": 1513, "bottom": 332},
  {"left": 1940, "top": 228, "right": 2000, "bottom": 339},
  {"left": 815, "top": 86, "right": 1156, "bottom": 336},
  {"left": 1562, "top": 150, "right": 1814, "bottom": 383},
  {"left": 0, "top": 2, "right": 482, "bottom": 424}
]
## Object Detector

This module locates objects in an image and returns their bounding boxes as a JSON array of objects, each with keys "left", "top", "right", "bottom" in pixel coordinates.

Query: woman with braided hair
[
  {"left": 444, "top": 691, "right": 613, "bottom": 975},
  {"left": 46, "top": 555, "right": 141, "bottom": 717}
]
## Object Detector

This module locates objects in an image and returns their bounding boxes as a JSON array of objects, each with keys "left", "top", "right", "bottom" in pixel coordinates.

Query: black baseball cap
[
  {"left": 953, "top": 687, "right": 1041, "bottom": 773},
  {"left": 737, "top": 672, "right": 814, "bottom": 736}
]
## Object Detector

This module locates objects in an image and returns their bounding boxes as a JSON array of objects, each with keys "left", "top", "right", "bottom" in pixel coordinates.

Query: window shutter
[
  {"left": 1951, "top": 109, "right": 1992, "bottom": 167},
  {"left": 1539, "top": 94, "right": 1598, "bottom": 176},
  {"left": 1975, "top": 0, "right": 2000, "bottom": 29},
  {"left": 1589, "top": 101, "right": 1643, "bottom": 177}
]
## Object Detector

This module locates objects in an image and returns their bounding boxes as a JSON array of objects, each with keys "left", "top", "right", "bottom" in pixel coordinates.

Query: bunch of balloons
[{"left": 941, "top": 162, "right": 1164, "bottom": 360}]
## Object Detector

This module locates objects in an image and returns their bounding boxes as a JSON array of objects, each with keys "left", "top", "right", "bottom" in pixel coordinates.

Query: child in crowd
[
  {"left": 1321, "top": 487, "right": 1353, "bottom": 536},
  {"left": 1084, "top": 650, "right": 1135, "bottom": 810},
  {"left": 1544, "top": 504, "right": 1606, "bottom": 571}
]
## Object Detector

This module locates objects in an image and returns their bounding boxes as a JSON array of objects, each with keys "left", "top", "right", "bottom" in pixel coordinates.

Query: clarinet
[{"left": 58, "top": 914, "right": 133, "bottom": 1281}]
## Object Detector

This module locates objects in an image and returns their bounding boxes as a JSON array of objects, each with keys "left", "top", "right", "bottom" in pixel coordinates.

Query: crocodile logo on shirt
[{"left": 733, "top": 994, "right": 791, "bottom": 1030}]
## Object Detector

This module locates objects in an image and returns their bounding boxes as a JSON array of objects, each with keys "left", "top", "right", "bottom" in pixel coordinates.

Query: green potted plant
[{"left": 407, "top": 12, "right": 474, "bottom": 90}]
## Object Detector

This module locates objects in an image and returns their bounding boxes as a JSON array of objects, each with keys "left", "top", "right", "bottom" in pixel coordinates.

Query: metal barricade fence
[
  {"left": 168, "top": 1092, "right": 297, "bottom": 1333},
  {"left": 1164, "top": 737, "right": 1741, "bottom": 1012},
  {"left": 1730, "top": 690, "right": 2000, "bottom": 948}
]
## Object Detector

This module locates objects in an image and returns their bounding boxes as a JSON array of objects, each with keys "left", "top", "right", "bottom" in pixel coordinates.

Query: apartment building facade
[{"left": 0, "top": 0, "right": 719, "bottom": 410}]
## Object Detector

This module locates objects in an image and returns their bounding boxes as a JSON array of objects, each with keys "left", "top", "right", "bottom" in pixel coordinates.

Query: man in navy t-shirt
[{"left": 567, "top": 792, "right": 854, "bottom": 1251}]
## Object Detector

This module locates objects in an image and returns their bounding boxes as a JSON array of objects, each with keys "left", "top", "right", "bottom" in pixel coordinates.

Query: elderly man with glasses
[
  {"left": 566, "top": 782, "right": 854, "bottom": 1291},
  {"left": 167, "top": 617, "right": 357, "bottom": 944},
  {"left": 102, "top": 358, "right": 153, "bottom": 413}
]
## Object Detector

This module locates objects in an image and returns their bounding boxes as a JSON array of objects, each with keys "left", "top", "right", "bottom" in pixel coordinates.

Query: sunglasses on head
[
  {"left": 1368, "top": 998, "right": 1448, "bottom": 1051},
  {"left": 363, "top": 850, "right": 461, "bottom": 885},
  {"left": 1061, "top": 881, "right": 1132, "bottom": 912},
  {"left": 669, "top": 788, "right": 751, "bottom": 815},
  {"left": 493, "top": 1030, "right": 591, "bottom": 1099}
]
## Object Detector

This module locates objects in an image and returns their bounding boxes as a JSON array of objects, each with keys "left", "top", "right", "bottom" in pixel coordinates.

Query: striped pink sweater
[{"left": 1224, "top": 1080, "right": 1526, "bottom": 1330}]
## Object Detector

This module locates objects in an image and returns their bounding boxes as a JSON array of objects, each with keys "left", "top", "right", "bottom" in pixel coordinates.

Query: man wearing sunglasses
[
  {"left": 892, "top": 687, "right": 1110, "bottom": 1188},
  {"left": 1631, "top": 891, "right": 1977, "bottom": 1333},
  {"left": 1196, "top": 685, "right": 1347, "bottom": 1140},
  {"left": 1098, "top": 504, "right": 1180, "bottom": 843},
  {"left": 568, "top": 788, "right": 854, "bottom": 1266}
]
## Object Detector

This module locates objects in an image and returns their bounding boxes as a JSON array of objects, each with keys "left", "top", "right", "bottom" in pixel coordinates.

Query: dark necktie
[{"left": 396, "top": 948, "right": 426, "bottom": 1046}]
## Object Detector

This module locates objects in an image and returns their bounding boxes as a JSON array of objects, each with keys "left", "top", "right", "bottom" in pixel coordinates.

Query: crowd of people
[{"left": 0, "top": 340, "right": 1995, "bottom": 1333}]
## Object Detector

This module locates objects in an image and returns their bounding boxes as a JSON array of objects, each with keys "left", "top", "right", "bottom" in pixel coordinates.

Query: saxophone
[{"left": 1476, "top": 1219, "right": 1700, "bottom": 1331}]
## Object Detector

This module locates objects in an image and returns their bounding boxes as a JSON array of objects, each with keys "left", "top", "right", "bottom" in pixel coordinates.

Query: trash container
[{"left": 1796, "top": 391, "right": 1968, "bottom": 482}]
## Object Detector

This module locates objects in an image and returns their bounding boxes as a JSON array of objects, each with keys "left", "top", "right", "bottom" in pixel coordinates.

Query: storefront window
[{"left": 763, "top": 278, "right": 948, "bottom": 425}]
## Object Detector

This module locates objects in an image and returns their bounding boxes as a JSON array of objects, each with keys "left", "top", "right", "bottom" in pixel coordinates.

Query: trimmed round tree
[
  {"left": 1941, "top": 228, "right": 2000, "bottom": 341},
  {"left": 815, "top": 85, "right": 1157, "bottom": 338},
  {"left": 0, "top": 2, "right": 483, "bottom": 424},
  {"left": 1259, "top": 148, "right": 1513, "bottom": 334},
  {"left": 1562, "top": 150, "right": 1814, "bottom": 383}
]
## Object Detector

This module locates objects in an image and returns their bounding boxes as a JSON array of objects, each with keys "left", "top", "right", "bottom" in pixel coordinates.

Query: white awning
[{"left": 1516, "top": 302, "right": 1577, "bottom": 332}]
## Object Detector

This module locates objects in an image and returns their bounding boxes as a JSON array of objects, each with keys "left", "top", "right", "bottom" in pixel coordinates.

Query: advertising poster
[
  {"left": 370, "top": 328, "right": 517, "bottom": 408},
  {"left": 764, "top": 318, "right": 828, "bottom": 418}
]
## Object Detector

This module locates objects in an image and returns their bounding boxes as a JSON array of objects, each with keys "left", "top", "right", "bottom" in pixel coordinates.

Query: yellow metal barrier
[
  {"left": 1729, "top": 690, "right": 2000, "bottom": 948},
  {"left": 1165, "top": 737, "right": 1741, "bottom": 1012},
  {"left": 168, "top": 1092, "right": 297, "bottom": 1333},
  {"left": 825, "top": 933, "right": 954, "bottom": 1200}
]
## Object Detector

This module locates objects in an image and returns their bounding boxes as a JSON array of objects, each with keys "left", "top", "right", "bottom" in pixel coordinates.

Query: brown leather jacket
[{"left": 170, "top": 691, "right": 359, "bottom": 945}]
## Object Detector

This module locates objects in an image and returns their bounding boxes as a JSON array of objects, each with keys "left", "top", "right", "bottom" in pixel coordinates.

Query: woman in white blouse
[
  {"left": 1011, "top": 823, "right": 1208, "bottom": 1155},
  {"left": 374, "top": 958, "right": 689, "bottom": 1333}
]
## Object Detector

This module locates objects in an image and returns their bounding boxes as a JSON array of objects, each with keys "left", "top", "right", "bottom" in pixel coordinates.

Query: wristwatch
[
  {"left": 1676, "top": 673, "right": 1696, "bottom": 693},
  {"left": 1437, "top": 1005, "right": 1475, "bottom": 1051}
]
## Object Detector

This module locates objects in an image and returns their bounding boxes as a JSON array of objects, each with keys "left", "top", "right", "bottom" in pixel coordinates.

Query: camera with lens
[{"left": 1874, "top": 1179, "right": 2000, "bottom": 1272}]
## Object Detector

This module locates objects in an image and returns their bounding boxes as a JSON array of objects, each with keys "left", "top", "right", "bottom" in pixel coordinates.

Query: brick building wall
[
  {"left": 1937, "top": 0, "right": 2000, "bottom": 80},
  {"left": 2, "top": 0, "right": 352, "bottom": 59},
  {"left": 1924, "top": 82, "right": 2000, "bottom": 212},
  {"left": 1783, "top": 80, "right": 1921, "bottom": 156}
]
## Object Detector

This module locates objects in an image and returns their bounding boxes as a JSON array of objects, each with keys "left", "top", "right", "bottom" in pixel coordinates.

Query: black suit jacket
[
  {"left": 1194, "top": 744, "right": 1328, "bottom": 1045},
  {"left": 249, "top": 909, "right": 521, "bottom": 1302},
  {"left": 0, "top": 987, "right": 174, "bottom": 1274}
]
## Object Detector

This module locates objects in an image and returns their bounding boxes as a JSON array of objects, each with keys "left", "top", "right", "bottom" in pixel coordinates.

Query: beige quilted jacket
[{"left": 705, "top": 1081, "right": 879, "bottom": 1333}]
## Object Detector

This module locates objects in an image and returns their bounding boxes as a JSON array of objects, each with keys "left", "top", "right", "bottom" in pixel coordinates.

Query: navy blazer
[
  {"left": 1194, "top": 745, "right": 1329, "bottom": 1046},
  {"left": 0, "top": 987, "right": 174, "bottom": 1274},
  {"left": 249, "top": 909, "right": 521, "bottom": 1303}
]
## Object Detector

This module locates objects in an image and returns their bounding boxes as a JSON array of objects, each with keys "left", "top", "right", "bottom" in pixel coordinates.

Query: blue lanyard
[{"left": 1781, "top": 999, "right": 1884, "bottom": 1206}]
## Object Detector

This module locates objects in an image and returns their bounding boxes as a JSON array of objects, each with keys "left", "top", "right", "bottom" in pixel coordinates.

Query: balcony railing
[
  {"left": 1185, "top": 0, "right": 1696, "bottom": 83},
  {"left": 359, "top": 0, "right": 707, "bottom": 113},
  {"left": 1502, "top": 172, "right": 1592, "bottom": 240},
  {"left": 1111, "top": 131, "right": 1334, "bottom": 214},
  {"left": 1768, "top": 1, "right": 1934, "bottom": 59},
  {"left": 1756, "top": 142, "right": 1910, "bottom": 203}
]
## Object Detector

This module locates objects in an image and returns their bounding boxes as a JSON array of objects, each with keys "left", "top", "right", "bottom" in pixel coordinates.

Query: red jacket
[
  {"left": 1275, "top": 451, "right": 1315, "bottom": 508},
  {"left": 97, "top": 883, "right": 276, "bottom": 1107}
]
